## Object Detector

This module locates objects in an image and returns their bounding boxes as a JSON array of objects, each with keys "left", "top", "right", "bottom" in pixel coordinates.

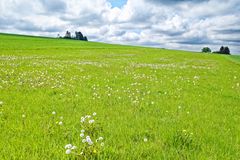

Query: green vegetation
[
  {"left": 201, "top": 47, "right": 211, "bottom": 53},
  {"left": 0, "top": 33, "right": 239, "bottom": 159}
]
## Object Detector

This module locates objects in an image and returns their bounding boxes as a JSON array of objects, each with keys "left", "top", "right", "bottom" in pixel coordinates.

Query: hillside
[{"left": 0, "top": 33, "right": 240, "bottom": 159}]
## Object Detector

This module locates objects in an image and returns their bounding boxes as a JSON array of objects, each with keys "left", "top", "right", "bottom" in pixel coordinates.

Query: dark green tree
[
  {"left": 202, "top": 47, "right": 211, "bottom": 53},
  {"left": 222, "top": 46, "right": 230, "bottom": 54}
]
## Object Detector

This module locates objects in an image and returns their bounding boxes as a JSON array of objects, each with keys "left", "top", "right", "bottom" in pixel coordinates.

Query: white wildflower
[
  {"left": 89, "top": 119, "right": 95, "bottom": 124},
  {"left": 82, "top": 139, "right": 86, "bottom": 143},
  {"left": 88, "top": 141, "right": 93, "bottom": 145},
  {"left": 101, "top": 142, "right": 104, "bottom": 147},
  {"left": 71, "top": 146, "right": 77, "bottom": 150},
  {"left": 80, "top": 133, "right": 84, "bottom": 137},
  {"left": 81, "top": 129, "right": 85, "bottom": 133},
  {"left": 65, "top": 144, "right": 72, "bottom": 149},
  {"left": 22, "top": 114, "right": 26, "bottom": 118},
  {"left": 52, "top": 111, "right": 56, "bottom": 115},
  {"left": 85, "top": 115, "right": 91, "bottom": 118},
  {"left": 65, "top": 149, "right": 71, "bottom": 154},
  {"left": 144, "top": 138, "right": 148, "bottom": 142},
  {"left": 80, "top": 117, "right": 85, "bottom": 123},
  {"left": 58, "top": 121, "right": 63, "bottom": 126},
  {"left": 0, "top": 101, "right": 3, "bottom": 105},
  {"left": 86, "top": 136, "right": 93, "bottom": 145},
  {"left": 93, "top": 112, "right": 97, "bottom": 116},
  {"left": 98, "top": 137, "right": 103, "bottom": 141}
]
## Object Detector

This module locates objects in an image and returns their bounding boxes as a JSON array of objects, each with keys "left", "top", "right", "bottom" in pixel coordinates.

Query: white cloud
[{"left": 0, "top": 0, "right": 239, "bottom": 54}]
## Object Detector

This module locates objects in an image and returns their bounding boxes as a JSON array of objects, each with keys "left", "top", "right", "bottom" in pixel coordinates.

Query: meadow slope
[{"left": 0, "top": 33, "right": 240, "bottom": 159}]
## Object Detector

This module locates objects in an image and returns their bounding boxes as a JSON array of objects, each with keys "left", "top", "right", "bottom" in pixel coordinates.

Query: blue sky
[
  {"left": 108, "top": 0, "right": 127, "bottom": 7},
  {"left": 0, "top": 0, "right": 239, "bottom": 54}
]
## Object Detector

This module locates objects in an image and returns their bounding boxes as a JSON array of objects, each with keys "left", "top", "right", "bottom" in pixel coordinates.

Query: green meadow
[{"left": 0, "top": 33, "right": 239, "bottom": 159}]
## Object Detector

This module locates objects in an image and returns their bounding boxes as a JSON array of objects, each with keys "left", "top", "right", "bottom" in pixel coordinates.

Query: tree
[
  {"left": 202, "top": 47, "right": 211, "bottom": 53},
  {"left": 64, "top": 31, "right": 71, "bottom": 39},
  {"left": 218, "top": 46, "right": 230, "bottom": 54},
  {"left": 220, "top": 46, "right": 224, "bottom": 53},
  {"left": 221, "top": 46, "right": 230, "bottom": 54}
]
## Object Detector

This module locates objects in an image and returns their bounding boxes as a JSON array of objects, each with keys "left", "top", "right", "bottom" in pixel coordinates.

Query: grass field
[{"left": 0, "top": 33, "right": 240, "bottom": 159}]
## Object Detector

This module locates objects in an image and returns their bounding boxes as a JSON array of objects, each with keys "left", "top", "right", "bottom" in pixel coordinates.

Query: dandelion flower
[{"left": 65, "top": 149, "right": 71, "bottom": 154}]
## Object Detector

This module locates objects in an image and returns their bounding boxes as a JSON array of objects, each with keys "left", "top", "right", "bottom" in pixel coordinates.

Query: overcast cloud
[{"left": 0, "top": 0, "right": 239, "bottom": 54}]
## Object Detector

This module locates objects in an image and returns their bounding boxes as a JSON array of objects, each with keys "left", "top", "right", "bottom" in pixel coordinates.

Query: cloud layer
[{"left": 0, "top": 0, "right": 239, "bottom": 54}]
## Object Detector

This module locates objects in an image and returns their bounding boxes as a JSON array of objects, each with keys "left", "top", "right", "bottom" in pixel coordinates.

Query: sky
[{"left": 0, "top": 0, "right": 239, "bottom": 54}]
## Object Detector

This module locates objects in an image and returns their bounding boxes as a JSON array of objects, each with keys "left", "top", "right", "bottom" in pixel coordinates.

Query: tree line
[
  {"left": 202, "top": 46, "right": 230, "bottom": 55},
  {"left": 58, "top": 31, "right": 88, "bottom": 41}
]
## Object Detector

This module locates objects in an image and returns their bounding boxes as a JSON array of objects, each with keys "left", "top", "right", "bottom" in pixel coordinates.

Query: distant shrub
[{"left": 201, "top": 47, "right": 211, "bottom": 53}]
